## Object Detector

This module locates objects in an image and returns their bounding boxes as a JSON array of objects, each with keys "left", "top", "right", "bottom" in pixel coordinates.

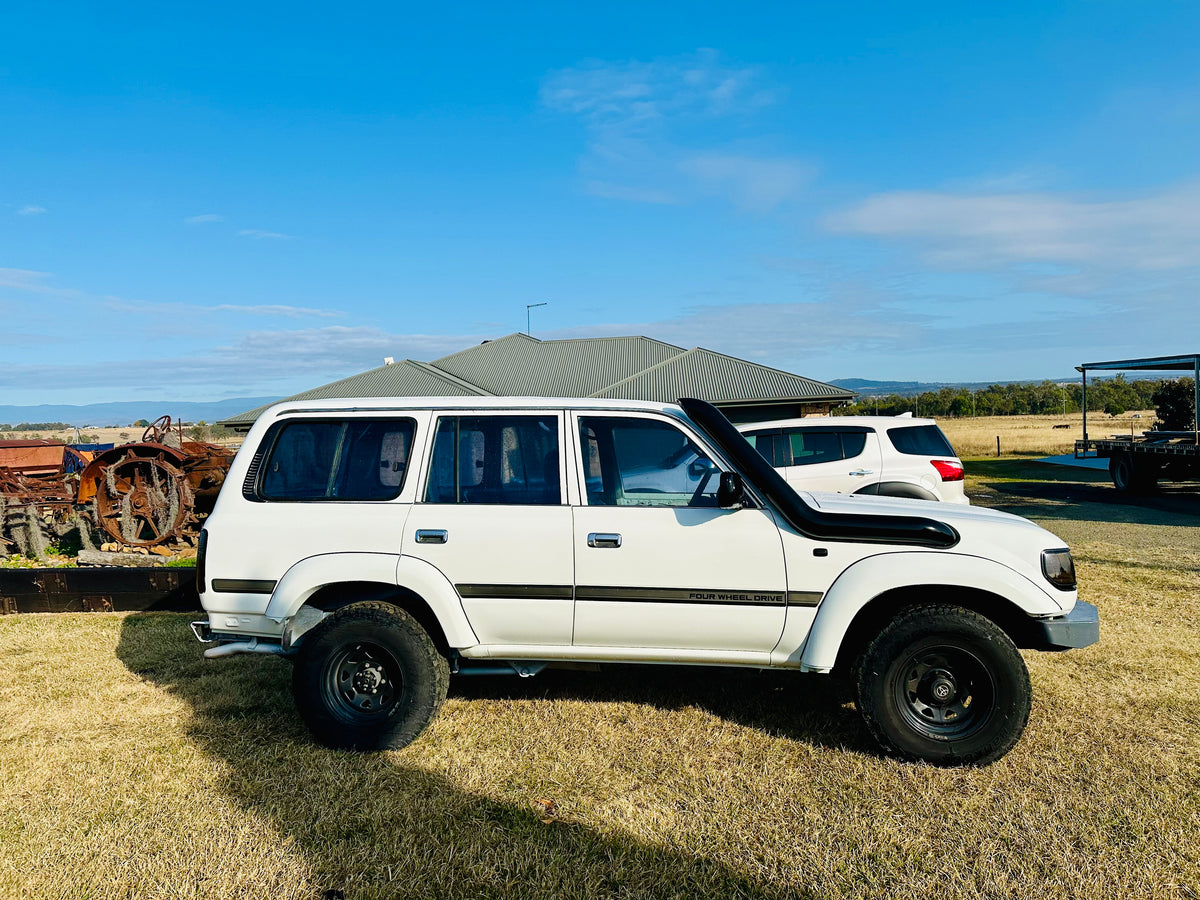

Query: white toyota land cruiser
[{"left": 193, "top": 396, "right": 1098, "bottom": 766}]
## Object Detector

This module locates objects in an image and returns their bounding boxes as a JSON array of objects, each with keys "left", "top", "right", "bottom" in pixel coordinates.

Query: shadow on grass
[
  {"left": 968, "top": 459, "right": 1200, "bottom": 527},
  {"left": 117, "top": 614, "right": 833, "bottom": 900}
]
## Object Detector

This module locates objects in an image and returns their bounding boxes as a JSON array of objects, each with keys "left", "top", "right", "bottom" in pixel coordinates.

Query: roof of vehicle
[{"left": 736, "top": 415, "right": 940, "bottom": 431}]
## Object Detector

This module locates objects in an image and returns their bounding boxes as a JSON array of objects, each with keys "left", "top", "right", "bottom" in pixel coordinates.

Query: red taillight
[{"left": 931, "top": 459, "right": 964, "bottom": 481}]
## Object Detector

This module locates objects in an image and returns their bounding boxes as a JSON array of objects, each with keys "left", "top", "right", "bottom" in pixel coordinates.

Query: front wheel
[
  {"left": 292, "top": 601, "right": 449, "bottom": 751},
  {"left": 854, "top": 605, "right": 1031, "bottom": 766}
]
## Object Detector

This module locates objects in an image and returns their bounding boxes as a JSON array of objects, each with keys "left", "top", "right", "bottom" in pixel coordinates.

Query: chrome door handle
[
  {"left": 415, "top": 529, "right": 447, "bottom": 544},
  {"left": 587, "top": 532, "right": 622, "bottom": 548},
  {"left": 849, "top": 469, "right": 874, "bottom": 476}
]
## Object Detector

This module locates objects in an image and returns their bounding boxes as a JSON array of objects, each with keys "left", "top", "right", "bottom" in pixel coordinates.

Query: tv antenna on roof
[{"left": 526, "top": 301, "right": 548, "bottom": 337}]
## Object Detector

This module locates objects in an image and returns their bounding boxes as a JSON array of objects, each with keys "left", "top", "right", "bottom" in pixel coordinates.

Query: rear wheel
[
  {"left": 854, "top": 605, "right": 1031, "bottom": 766},
  {"left": 1110, "top": 452, "right": 1157, "bottom": 493},
  {"left": 292, "top": 601, "right": 449, "bottom": 751}
]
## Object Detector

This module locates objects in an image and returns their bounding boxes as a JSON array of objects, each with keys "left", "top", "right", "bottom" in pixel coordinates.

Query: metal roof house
[{"left": 219, "top": 333, "right": 854, "bottom": 429}]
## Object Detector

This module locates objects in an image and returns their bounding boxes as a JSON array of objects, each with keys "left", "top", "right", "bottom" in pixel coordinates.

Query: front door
[{"left": 570, "top": 413, "right": 787, "bottom": 655}]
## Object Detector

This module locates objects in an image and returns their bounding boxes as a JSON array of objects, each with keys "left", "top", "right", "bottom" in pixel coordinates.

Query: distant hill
[
  {"left": 830, "top": 377, "right": 1082, "bottom": 398},
  {"left": 0, "top": 398, "right": 276, "bottom": 428}
]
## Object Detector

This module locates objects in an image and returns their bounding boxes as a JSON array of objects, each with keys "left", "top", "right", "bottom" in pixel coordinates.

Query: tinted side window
[
  {"left": 743, "top": 429, "right": 788, "bottom": 467},
  {"left": 840, "top": 431, "right": 868, "bottom": 460},
  {"left": 579, "top": 417, "right": 720, "bottom": 507},
  {"left": 786, "top": 429, "right": 843, "bottom": 466},
  {"left": 887, "top": 425, "right": 956, "bottom": 457},
  {"left": 424, "top": 415, "right": 560, "bottom": 505},
  {"left": 260, "top": 419, "right": 415, "bottom": 501}
]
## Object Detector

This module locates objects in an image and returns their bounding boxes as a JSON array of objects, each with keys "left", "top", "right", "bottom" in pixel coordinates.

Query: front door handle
[
  {"left": 587, "top": 532, "right": 622, "bottom": 548},
  {"left": 848, "top": 469, "right": 874, "bottom": 476},
  {"left": 415, "top": 529, "right": 448, "bottom": 544}
]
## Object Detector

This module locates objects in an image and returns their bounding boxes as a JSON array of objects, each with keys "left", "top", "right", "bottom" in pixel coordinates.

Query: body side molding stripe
[
  {"left": 576, "top": 586, "right": 788, "bottom": 606},
  {"left": 456, "top": 584, "right": 573, "bottom": 600},
  {"left": 787, "top": 591, "right": 823, "bottom": 607},
  {"left": 212, "top": 578, "right": 277, "bottom": 594}
]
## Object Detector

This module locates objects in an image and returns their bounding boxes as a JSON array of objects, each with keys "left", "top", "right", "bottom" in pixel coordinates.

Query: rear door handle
[
  {"left": 587, "top": 532, "right": 622, "bottom": 548},
  {"left": 415, "top": 529, "right": 448, "bottom": 544},
  {"left": 849, "top": 469, "right": 874, "bottom": 476}
]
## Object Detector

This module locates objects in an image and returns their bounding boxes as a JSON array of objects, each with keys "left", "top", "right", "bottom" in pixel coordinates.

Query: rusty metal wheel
[{"left": 93, "top": 454, "right": 192, "bottom": 546}]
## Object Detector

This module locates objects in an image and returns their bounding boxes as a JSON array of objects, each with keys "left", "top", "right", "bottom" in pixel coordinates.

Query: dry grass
[
  {"left": 938, "top": 411, "right": 1157, "bottom": 458},
  {"left": 1, "top": 469, "right": 1198, "bottom": 899}
]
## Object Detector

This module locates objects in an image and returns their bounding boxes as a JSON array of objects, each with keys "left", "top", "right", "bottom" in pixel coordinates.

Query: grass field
[
  {"left": 1, "top": 461, "right": 1197, "bottom": 899},
  {"left": 937, "top": 411, "right": 1156, "bottom": 458}
]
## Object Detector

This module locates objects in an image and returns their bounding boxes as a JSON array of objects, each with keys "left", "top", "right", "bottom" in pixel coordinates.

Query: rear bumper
[{"left": 1033, "top": 600, "right": 1099, "bottom": 650}]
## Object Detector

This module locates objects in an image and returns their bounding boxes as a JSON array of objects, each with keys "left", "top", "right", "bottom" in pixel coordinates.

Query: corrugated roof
[
  {"left": 220, "top": 332, "right": 852, "bottom": 428},
  {"left": 220, "top": 359, "right": 486, "bottom": 426},
  {"left": 590, "top": 347, "right": 854, "bottom": 404},
  {"left": 431, "top": 333, "right": 685, "bottom": 396}
]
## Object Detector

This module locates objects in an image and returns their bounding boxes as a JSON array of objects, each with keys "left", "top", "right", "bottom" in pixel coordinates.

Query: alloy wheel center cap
[
  {"left": 353, "top": 665, "right": 384, "bottom": 694},
  {"left": 925, "top": 668, "right": 958, "bottom": 704}
]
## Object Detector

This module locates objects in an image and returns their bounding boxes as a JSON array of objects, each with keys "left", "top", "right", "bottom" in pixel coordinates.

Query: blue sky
[{"left": 3, "top": 1, "right": 1199, "bottom": 404}]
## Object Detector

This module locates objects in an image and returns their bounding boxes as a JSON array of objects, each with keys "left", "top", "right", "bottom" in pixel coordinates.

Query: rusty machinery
[
  {"left": 0, "top": 440, "right": 89, "bottom": 555},
  {"left": 1, "top": 416, "right": 236, "bottom": 553},
  {"left": 76, "top": 416, "right": 236, "bottom": 547}
]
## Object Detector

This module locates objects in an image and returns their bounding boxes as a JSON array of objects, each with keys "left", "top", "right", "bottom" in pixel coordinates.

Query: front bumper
[{"left": 1033, "top": 600, "right": 1100, "bottom": 650}]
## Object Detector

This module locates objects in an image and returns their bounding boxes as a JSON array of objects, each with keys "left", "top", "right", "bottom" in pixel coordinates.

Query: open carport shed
[{"left": 1077, "top": 353, "right": 1199, "bottom": 443}]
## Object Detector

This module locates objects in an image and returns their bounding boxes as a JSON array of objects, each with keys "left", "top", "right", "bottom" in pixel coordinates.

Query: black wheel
[
  {"left": 292, "top": 601, "right": 449, "bottom": 751},
  {"left": 854, "top": 605, "right": 1031, "bottom": 766},
  {"left": 1110, "top": 453, "right": 1156, "bottom": 493},
  {"left": 1110, "top": 453, "right": 1134, "bottom": 492}
]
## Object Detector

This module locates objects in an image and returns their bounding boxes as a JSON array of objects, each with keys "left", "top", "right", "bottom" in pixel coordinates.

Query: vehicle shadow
[
  {"left": 449, "top": 663, "right": 862, "bottom": 749},
  {"left": 968, "top": 460, "right": 1200, "bottom": 527},
  {"left": 116, "top": 614, "right": 827, "bottom": 900}
]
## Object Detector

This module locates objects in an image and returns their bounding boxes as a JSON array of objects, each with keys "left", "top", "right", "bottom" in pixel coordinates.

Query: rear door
[
  {"left": 780, "top": 426, "right": 882, "bottom": 493},
  {"left": 570, "top": 412, "right": 787, "bottom": 655},
  {"left": 403, "top": 410, "right": 575, "bottom": 648}
]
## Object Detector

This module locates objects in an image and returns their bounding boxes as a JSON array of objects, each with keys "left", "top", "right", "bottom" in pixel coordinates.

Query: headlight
[{"left": 1041, "top": 548, "right": 1076, "bottom": 591}]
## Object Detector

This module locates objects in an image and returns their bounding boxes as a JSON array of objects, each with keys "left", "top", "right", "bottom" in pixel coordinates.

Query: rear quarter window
[
  {"left": 257, "top": 418, "right": 416, "bottom": 501},
  {"left": 886, "top": 424, "right": 956, "bottom": 457}
]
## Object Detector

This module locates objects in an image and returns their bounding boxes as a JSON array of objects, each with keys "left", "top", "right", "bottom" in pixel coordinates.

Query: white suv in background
[{"left": 738, "top": 415, "right": 969, "bottom": 504}]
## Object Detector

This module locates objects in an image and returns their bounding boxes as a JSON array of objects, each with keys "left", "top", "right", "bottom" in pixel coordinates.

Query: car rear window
[{"left": 886, "top": 424, "right": 956, "bottom": 457}]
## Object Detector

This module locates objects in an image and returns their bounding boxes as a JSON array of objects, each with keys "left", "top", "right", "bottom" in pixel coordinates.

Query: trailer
[{"left": 1074, "top": 354, "right": 1200, "bottom": 492}]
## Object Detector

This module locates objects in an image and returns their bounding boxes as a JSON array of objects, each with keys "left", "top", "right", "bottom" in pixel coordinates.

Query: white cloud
[
  {"left": 17, "top": 205, "right": 47, "bottom": 216},
  {"left": 541, "top": 49, "right": 773, "bottom": 132},
  {"left": 543, "top": 51, "right": 805, "bottom": 212},
  {"left": 238, "top": 229, "right": 293, "bottom": 240},
  {"left": 547, "top": 297, "right": 932, "bottom": 365},
  {"left": 211, "top": 304, "right": 341, "bottom": 318},
  {"left": 0, "top": 268, "right": 78, "bottom": 296},
  {"left": 583, "top": 180, "right": 677, "bottom": 205},
  {"left": 826, "top": 181, "right": 1200, "bottom": 270},
  {"left": 0, "top": 326, "right": 495, "bottom": 399},
  {"left": 184, "top": 213, "right": 224, "bottom": 224},
  {"left": 678, "top": 155, "right": 815, "bottom": 213},
  {"left": 102, "top": 297, "right": 343, "bottom": 320}
]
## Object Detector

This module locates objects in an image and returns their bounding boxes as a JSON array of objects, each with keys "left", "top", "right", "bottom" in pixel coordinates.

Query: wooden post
[{"left": 996, "top": 436, "right": 1001, "bottom": 457}]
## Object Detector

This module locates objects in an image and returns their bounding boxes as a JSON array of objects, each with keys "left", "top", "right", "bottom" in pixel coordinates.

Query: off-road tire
[
  {"left": 1110, "top": 452, "right": 1157, "bottom": 493},
  {"left": 854, "top": 604, "right": 1031, "bottom": 766},
  {"left": 292, "top": 601, "right": 449, "bottom": 751}
]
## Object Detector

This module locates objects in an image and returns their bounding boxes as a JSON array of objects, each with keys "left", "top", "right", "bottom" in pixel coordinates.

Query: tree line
[{"left": 836, "top": 377, "right": 1196, "bottom": 421}]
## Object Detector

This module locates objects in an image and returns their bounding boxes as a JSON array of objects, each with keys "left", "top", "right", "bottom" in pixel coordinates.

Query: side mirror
[{"left": 717, "top": 471, "right": 746, "bottom": 509}]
